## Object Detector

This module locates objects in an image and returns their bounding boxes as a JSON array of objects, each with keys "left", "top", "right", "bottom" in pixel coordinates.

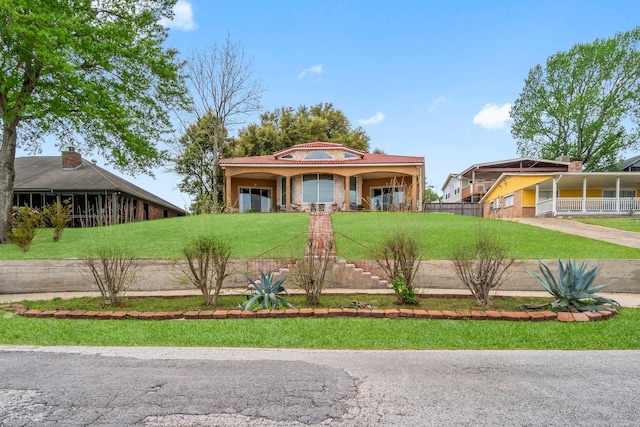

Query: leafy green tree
[
  {"left": 423, "top": 183, "right": 442, "bottom": 203},
  {"left": 174, "top": 113, "right": 234, "bottom": 213},
  {"left": 229, "top": 103, "right": 370, "bottom": 157},
  {"left": 511, "top": 27, "right": 640, "bottom": 171},
  {"left": 0, "top": 0, "right": 188, "bottom": 243}
]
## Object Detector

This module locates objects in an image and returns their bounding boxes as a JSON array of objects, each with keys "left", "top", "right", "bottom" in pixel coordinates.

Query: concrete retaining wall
[{"left": 1, "top": 259, "right": 639, "bottom": 294}]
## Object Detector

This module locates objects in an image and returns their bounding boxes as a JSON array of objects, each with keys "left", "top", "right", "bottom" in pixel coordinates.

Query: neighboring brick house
[
  {"left": 480, "top": 161, "right": 640, "bottom": 218},
  {"left": 441, "top": 158, "right": 572, "bottom": 203},
  {"left": 13, "top": 149, "right": 186, "bottom": 226},
  {"left": 219, "top": 142, "right": 425, "bottom": 212}
]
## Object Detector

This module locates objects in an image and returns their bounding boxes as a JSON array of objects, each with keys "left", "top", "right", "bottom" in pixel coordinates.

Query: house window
[
  {"left": 344, "top": 153, "right": 358, "bottom": 159},
  {"left": 239, "top": 187, "right": 272, "bottom": 212},
  {"left": 603, "top": 190, "right": 636, "bottom": 198},
  {"left": 304, "top": 151, "right": 333, "bottom": 160},
  {"left": 504, "top": 194, "right": 514, "bottom": 208},
  {"left": 370, "top": 187, "right": 404, "bottom": 211},
  {"left": 281, "top": 154, "right": 293, "bottom": 159},
  {"left": 538, "top": 190, "right": 553, "bottom": 200},
  {"left": 349, "top": 176, "right": 357, "bottom": 205},
  {"left": 281, "top": 177, "right": 286, "bottom": 206},
  {"left": 445, "top": 192, "right": 450, "bottom": 200},
  {"left": 303, "top": 174, "right": 334, "bottom": 203}
]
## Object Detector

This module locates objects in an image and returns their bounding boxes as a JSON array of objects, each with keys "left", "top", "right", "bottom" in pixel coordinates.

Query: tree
[
  {"left": 423, "top": 182, "right": 442, "bottom": 203},
  {"left": 0, "top": 0, "right": 188, "bottom": 243},
  {"left": 178, "top": 35, "right": 264, "bottom": 212},
  {"left": 174, "top": 113, "right": 230, "bottom": 213},
  {"left": 228, "top": 103, "right": 370, "bottom": 157},
  {"left": 511, "top": 27, "right": 640, "bottom": 171}
]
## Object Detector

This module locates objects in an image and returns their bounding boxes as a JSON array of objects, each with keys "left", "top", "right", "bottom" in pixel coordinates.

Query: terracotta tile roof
[{"left": 221, "top": 142, "right": 423, "bottom": 166}]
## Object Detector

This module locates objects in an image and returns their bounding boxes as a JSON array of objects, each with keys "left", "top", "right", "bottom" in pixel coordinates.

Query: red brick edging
[{"left": 13, "top": 307, "right": 618, "bottom": 322}]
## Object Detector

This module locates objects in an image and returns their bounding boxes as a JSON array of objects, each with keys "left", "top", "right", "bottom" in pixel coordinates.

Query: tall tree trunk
[
  {"left": 211, "top": 122, "right": 221, "bottom": 212},
  {"left": 0, "top": 121, "right": 18, "bottom": 243}
]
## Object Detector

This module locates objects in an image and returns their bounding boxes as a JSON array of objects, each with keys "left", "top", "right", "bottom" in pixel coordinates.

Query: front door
[{"left": 239, "top": 188, "right": 272, "bottom": 212}]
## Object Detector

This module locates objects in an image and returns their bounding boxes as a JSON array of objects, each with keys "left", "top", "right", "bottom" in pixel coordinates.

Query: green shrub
[
  {"left": 292, "top": 238, "right": 334, "bottom": 306},
  {"left": 375, "top": 230, "right": 422, "bottom": 297},
  {"left": 82, "top": 246, "right": 140, "bottom": 306},
  {"left": 451, "top": 227, "right": 515, "bottom": 307},
  {"left": 6, "top": 205, "right": 44, "bottom": 252},
  {"left": 179, "top": 236, "right": 232, "bottom": 306},
  {"left": 43, "top": 199, "right": 73, "bottom": 242},
  {"left": 242, "top": 269, "right": 294, "bottom": 311},
  {"left": 391, "top": 277, "right": 417, "bottom": 305},
  {"left": 526, "top": 259, "right": 620, "bottom": 312}
]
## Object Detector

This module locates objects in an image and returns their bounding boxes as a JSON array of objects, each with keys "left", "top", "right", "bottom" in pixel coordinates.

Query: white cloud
[
  {"left": 357, "top": 112, "right": 385, "bottom": 125},
  {"left": 472, "top": 103, "right": 512, "bottom": 130},
  {"left": 427, "top": 96, "right": 447, "bottom": 113},
  {"left": 298, "top": 64, "right": 323, "bottom": 79},
  {"left": 160, "top": 0, "right": 197, "bottom": 31}
]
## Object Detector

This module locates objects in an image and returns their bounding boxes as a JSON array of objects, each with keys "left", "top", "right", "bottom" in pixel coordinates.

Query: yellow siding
[
  {"left": 587, "top": 188, "right": 602, "bottom": 197},
  {"left": 484, "top": 175, "right": 552, "bottom": 201},
  {"left": 522, "top": 190, "right": 536, "bottom": 206}
]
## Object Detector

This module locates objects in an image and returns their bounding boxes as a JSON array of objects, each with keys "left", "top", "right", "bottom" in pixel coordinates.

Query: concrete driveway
[{"left": 509, "top": 217, "right": 640, "bottom": 249}]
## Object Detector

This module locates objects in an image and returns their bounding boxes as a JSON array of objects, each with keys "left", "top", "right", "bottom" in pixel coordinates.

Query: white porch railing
[{"left": 536, "top": 197, "right": 640, "bottom": 216}]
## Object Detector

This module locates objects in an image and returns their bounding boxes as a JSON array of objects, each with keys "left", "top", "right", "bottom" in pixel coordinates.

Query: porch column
[
  {"left": 345, "top": 175, "right": 351, "bottom": 212},
  {"left": 412, "top": 175, "right": 418, "bottom": 211},
  {"left": 616, "top": 177, "right": 621, "bottom": 212},
  {"left": 552, "top": 178, "right": 558, "bottom": 216},
  {"left": 535, "top": 185, "right": 539, "bottom": 216},
  {"left": 225, "top": 174, "right": 232, "bottom": 212},
  {"left": 582, "top": 177, "right": 587, "bottom": 213},
  {"left": 112, "top": 192, "right": 119, "bottom": 224},
  {"left": 285, "top": 176, "right": 291, "bottom": 212}
]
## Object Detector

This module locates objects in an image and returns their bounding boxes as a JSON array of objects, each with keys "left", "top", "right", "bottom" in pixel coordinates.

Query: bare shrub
[
  {"left": 292, "top": 237, "right": 335, "bottom": 306},
  {"left": 82, "top": 247, "right": 140, "bottom": 306},
  {"left": 6, "top": 205, "right": 44, "bottom": 252},
  {"left": 178, "top": 236, "right": 232, "bottom": 306},
  {"left": 451, "top": 228, "right": 515, "bottom": 307},
  {"left": 43, "top": 199, "right": 72, "bottom": 241},
  {"left": 375, "top": 231, "right": 422, "bottom": 304}
]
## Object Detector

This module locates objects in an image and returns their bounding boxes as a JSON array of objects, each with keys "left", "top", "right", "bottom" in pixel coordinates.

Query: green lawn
[
  {"left": 1, "top": 309, "right": 638, "bottom": 349},
  {"left": 573, "top": 217, "right": 640, "bottom": 233},
  {"left": 0, "top": 213, "right": 310, "bottom": 260},
  {"left": 2, "top": 212, "right": 640, "bottom": 260},
  {"left": 332, "top": 212, "right": 640, "bottom": 260}
]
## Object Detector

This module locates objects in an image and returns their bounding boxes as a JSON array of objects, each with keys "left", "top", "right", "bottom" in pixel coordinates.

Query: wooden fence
[{"left": 423, "top": 202, "right": 483, "bottom": 217}]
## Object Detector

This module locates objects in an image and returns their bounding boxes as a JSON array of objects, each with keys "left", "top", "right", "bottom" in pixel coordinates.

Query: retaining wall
[{"left": 1, "top": 259, "right": 639, "bottom": 295}]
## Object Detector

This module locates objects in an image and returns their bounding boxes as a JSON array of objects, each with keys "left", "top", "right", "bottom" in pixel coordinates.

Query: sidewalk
[{"left": 2, "top": 288, "right": 639, "bottom": 308}]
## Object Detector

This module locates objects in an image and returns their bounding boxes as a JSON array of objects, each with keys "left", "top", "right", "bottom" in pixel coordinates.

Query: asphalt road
[{"left": 1, "top": 346, "right": 639, "bottom": 426}]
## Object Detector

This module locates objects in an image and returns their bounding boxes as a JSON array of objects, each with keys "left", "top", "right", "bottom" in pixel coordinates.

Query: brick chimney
[
  {"left": 568, "top": 161, "right": 583, "bottom": 171},
  {"left": 62, "top": 147, "right": 82, "bottom": 170}
]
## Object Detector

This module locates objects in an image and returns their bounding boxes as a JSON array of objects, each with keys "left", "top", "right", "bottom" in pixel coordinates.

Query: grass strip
[{"left": 1, "top": 308, "right": 638, "bottom": 349}]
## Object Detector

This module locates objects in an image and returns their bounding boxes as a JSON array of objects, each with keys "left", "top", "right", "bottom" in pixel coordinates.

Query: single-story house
[
  {"left": 441, "top": 157, "right": 572, "bottom": 203},
  {"left": 13, "top": 149, "right": 186, "bottom": 226},
  {"left": 480, "top": 166, "right": 640, "bottom": 218},
  {"left": 219, "top": 142, "right": 425, "bottom": 212}
]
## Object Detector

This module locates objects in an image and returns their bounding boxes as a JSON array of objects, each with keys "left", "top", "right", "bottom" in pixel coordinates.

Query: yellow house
[
  {"left": 481, "top": 171, "right": 640, "bottom": 217},
  {"left": 219, "top": 142, "right": 425, "bottom": 212}
]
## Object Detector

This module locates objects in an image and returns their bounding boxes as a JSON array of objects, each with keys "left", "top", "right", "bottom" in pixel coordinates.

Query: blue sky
[{"left": 18, "top": 0, "right": 640, "bottom": 208}]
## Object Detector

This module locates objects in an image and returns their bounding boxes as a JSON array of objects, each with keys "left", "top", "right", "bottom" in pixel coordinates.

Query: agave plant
[
  {"left": 526, "top": 260, "right": 619, "bottom": 312},
  {"left": 241, "top": 269, "right": 294, "bottom": 311}
]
